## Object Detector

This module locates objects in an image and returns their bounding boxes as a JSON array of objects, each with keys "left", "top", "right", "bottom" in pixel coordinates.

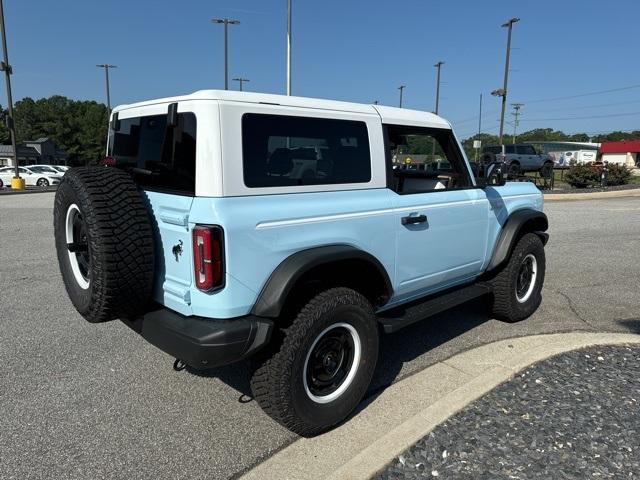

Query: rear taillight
[
  {"left": 192, "top": 225, "right": 224, "bottom": 291},
  {"left": 101, "top": 156, "right": 116, "bottom": 167}
]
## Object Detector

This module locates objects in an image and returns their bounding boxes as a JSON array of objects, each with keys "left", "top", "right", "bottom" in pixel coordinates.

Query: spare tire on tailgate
[{"left": 53, "top": 167, "right": 155, "bottom": 323}]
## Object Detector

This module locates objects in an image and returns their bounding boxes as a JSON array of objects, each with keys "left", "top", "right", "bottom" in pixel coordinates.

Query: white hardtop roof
[{"left": 114, "top": 90, "right": 451, "bottom": 129}]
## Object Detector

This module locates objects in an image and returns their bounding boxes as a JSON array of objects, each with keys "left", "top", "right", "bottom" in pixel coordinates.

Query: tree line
[
  {"left": 1, "top": 96, "right": 108, "bottom": 166},
  {"left": 461, "top": 128, "right": 640, "bottom": 160}
]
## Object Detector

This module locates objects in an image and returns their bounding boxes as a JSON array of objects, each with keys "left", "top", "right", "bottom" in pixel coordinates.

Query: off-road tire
[
  {"left": 481, "top": 152, "right": 496, "bottom": 164},
  {"left": 507, "top": 162, "right": 521, "bottom": 178},
  {"left": 540, "top": 161, "right": 554, "bottom": 179},
  {"left": 490, "top": 233, "right": 545, "bottom": 322},
  {"left": 53, "top": 167, "right": 154, "bottom": 323},
  {"left": 250, "top": 287, "right": 379, "bottom": 436}
]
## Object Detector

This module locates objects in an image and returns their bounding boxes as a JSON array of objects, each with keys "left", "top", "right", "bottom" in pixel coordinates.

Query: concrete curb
[
  {"left": 544, "top": 188, "right": 640, "bottom": 201},
  {"left": 241, "top": 332, "right": 640, "bottom": 480}
]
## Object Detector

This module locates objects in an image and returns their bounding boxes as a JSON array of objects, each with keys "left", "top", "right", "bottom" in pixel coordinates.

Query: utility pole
[
  {"left": 398, "top": 85, "right": 405, "bottom": 108},
  {"left": 96, "top": 64, "right": 117, "bottom": 115},
  {"left": 286, "top": 0, "right": 292, "bottom": 95},
  {"left": 0, "top": 0, "right": 21, "bottom": 187},
  {"left": 433, "top": 61, "right": 444, "bottom": 115},
  {"left": 511, "top": 103, "right": 524, "bottom": 144},
  {"left": 475, "top": 93, "right": 483, "bottom": 162},
  {"left": 493, "top": 17, "right": 520, "bottom": 146},
  {"left": 212, "top": 18, "right": 240, "bottom": 90},
  {"left": 478, "top": 93, "right": 483, "bottom": 137},
  {"left": 232, "top": 77, "right": 249, "bottom": 91}
]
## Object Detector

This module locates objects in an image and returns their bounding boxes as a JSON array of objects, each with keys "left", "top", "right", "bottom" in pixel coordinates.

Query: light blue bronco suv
[{"left": 53, "top": 91, "right": 548, "bottom": 436}]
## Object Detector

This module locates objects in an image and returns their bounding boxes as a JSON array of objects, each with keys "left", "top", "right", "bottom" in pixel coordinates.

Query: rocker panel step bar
[{"left": 377, "top": 283, "right": 491, "bottom": 333}]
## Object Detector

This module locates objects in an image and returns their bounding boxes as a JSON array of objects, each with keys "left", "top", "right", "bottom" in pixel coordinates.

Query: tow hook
[{"left": 173, "top": 359, "right": 187, "bottom": 371}]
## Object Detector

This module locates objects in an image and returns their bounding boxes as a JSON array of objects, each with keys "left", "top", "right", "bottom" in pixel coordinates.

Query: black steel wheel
[
  {"left": 490, "top": 233, "right": 545, "bottom": 322},
  {"left": 251, "top": 287, "right": 379, "bottom": 436}
]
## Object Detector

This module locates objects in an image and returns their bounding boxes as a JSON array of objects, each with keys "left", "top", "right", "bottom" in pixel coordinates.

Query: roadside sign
[
  {"left": 404, "top": 157, "right": 412, "bottom": 164},
  {"left": 473, "top": 140, "right": 482, "bottom": 149}
]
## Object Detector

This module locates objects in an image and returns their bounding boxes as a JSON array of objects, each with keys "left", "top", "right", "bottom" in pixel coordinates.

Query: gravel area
[{"left": 379, "top": 345, "right": 640, "bottom": 479}]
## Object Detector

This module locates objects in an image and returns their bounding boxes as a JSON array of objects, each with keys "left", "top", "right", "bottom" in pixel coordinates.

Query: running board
[{"left": 377, "top": 283, "right": 492, "bottom": 334}]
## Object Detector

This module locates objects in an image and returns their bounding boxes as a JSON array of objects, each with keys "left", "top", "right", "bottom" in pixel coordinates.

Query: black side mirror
[
  {"left": 481, "top": 161, "right": 506, "bottom": 187},
  {"left": 167, "top": 102, "right": 178, "bottom": 127}
]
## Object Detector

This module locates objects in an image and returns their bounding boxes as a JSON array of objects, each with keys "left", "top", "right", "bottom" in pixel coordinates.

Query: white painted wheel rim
[
  {"left": 303, "top": 322, "right": 362, "bottom": 404},
  {"left": 516, "top": 253, "right": 537, "bottom": 303},
  {"left": 65, "top": 204, "right": 90, "bottom": 290}
]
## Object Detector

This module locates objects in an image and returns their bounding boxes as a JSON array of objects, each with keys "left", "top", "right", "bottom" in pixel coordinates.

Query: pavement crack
[{"left": 554, "top": 288, "right": 596, "bottom": 330}]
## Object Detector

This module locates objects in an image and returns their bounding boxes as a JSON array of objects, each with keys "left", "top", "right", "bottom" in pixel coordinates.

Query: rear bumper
[{"left": 137, "top": 309, "right": 273, "bottom": 369}]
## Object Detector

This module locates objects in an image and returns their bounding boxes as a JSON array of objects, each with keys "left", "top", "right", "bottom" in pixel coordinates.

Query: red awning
[{"left": 600, "top": 140, "right": 640, "bottom": 154}]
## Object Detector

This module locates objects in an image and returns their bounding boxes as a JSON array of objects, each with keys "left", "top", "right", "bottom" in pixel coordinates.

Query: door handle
[{"left": 401, "top": 214, "right": 427, "bottom": 225}]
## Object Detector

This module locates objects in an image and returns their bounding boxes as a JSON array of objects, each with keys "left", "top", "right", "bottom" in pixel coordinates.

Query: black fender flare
[
  {"left": 486, "top": 209, "right": 549, "bottom": 272},
  {"left": 251, "top": 245, "right": 393, "bottom": 318}
]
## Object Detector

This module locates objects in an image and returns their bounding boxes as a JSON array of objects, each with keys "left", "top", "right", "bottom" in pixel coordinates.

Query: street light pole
[
  {"left": 497, "top": 17, "right": 519, "bottom": 146},
  {"left": 212, "top": 18, "right": 240, "bottom": 90},
  {"left": 96, "top": 64, "right": 117, "bottom": 114},
  {"left": 433, "top": 61, "right": 444, "bottom": 115},
  {"left": 476, "top": 93, "right": 483, "bottom": 162},
  {"left": 232, "top": 77, "right": 250, "bottom": 91},
  {"left": 286, "top": 0, "right": 292, "bottom": 95},
  {"left": 398, "top": 85, "right": 405, "bottom": 108},
  {"left": 511, "top": 103, "right": 524, "bottom": 144},
  {"left": 0, "top": 0, "right": 20, "bottom": 186}
]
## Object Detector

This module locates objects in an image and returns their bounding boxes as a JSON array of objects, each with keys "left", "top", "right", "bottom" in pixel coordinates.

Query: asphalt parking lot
[{"left": 1, "top": 193, "right": 639, "bottom": 480}]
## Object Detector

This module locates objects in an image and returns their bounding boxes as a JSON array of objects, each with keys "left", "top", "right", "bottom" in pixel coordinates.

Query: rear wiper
[{"left": 130, "top": 167, "right": 156, "bottom": 176}]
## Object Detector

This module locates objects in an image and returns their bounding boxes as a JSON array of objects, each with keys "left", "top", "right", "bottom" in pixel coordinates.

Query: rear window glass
[
  {"left": 109, "top": 112, "right": 197, "bottom": 195},
  {"left": 242, "top": 113, "right": 371, "bottom": 188}
]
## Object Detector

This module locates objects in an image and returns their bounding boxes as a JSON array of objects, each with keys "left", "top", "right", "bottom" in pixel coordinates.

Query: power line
[
  {"left": 452, "top": 83, "right": 640, "bottom": 124},
  {"left": 521, "top": 83, "right": 640, "bottom": 104},
  {"left": 521, "top": 111, "right": 640, "bottom": 122}
]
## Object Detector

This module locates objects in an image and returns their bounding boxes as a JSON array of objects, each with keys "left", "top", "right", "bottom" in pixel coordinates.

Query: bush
[
  {"left": 564, "top": 164, "right": 599, "bottom": 188},
  {"left": 564, "top": 162, "right": 632, "bottom": 188},
  {"left": 606, "top": 163, "right": 632, "bottom": 186}
]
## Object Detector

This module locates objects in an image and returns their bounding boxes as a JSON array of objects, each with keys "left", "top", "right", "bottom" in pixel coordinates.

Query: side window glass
[
  {"left": 505, "top": 145, "right": 516, "bottom": 154},
  {"left": 516, "top": 145, "right": 536, "bottom": 155},
  {"left": 385, "top": 124, "right": 472, "bottom": 194},
  {"left": 242, "top": 114, "right": 371, "bottom": 188}
]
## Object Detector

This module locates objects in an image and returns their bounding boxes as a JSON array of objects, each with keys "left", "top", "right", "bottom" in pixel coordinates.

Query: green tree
[
  {"left": 0, "top": 104, "right": 11, "bottom": 144},
  {"left": 13, "top": 95, "right": 108, "bottom": 166}
]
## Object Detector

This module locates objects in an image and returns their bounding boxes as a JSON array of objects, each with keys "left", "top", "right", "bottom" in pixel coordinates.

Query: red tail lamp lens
[{"left": 192, "top": 226, "right": 223, "bottom": 291}]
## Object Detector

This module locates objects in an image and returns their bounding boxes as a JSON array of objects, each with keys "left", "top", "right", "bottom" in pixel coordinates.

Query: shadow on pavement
[
  {"left": 615, "top": 318, "right": 640, "bottom": 334},
  {"left": 187, "top": 297, "right": 490, "bottom": 403}
]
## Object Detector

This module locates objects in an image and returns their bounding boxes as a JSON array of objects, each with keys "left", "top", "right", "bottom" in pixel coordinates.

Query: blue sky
[{"left": 3, "top": 0, "right": 640, "bottom": 139}]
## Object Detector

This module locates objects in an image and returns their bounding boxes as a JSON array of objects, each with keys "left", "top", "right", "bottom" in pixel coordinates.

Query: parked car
[
  {"left": 0, "top": 166, "right": 62, "bottom": 187},
  {"left": 481, "top": 144, "right": 554, "bottom": 176},
  {"left": 50, "top": 165, "right": 70, "bottom": 173},
  {"left": 52, "top": 90, "right": 548, "bottom": 436},
  {"left": 29, "top": 165, "right": 66, "bottom": 176}
]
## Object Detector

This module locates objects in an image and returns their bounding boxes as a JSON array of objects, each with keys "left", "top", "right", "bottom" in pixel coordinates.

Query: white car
[
  {"left": 0, "top": 166, "right": 62, "bottom": 187},
  {"left": 28, "top": 165, "right": 66, "bottom": 176}
]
